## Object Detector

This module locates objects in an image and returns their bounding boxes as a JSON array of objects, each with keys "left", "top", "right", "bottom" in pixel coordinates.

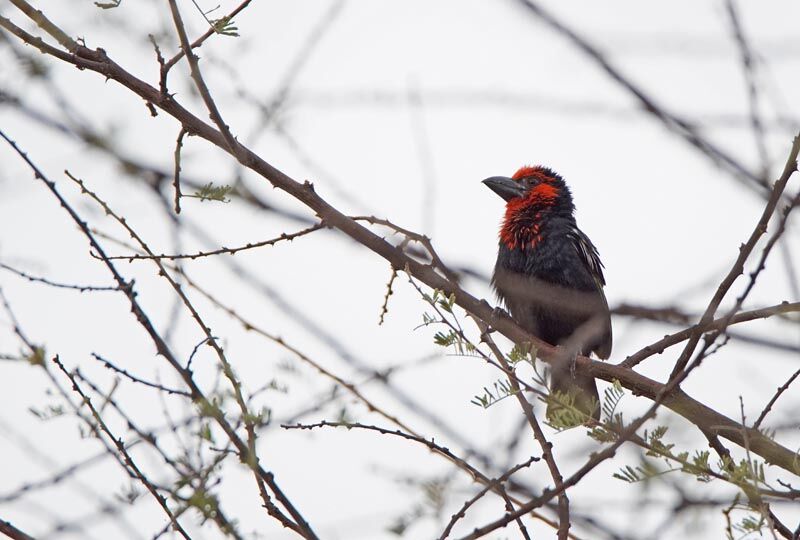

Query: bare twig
[
  {"left": 753, "top": 367, "right": 800, "bottom": 430},
  {"left": 477, "top": 320, "right": 567, "bottom": 539},
  {"left": 173, "top": 127, "right": 187, "bottom": 213},
  {"left": 407, "top": 80, "right": 438, "bottom": 235},
  {"left": 7, "top": 0, "right": 78, "bottom": 51},
  {"left": 91, "top": 352, "right": 191, "bottom": 397},
  {"left": 163, "top": 0, "right": 253, "bottom": 75},
  {"left": 166, "top": 0, "right": 237, "bottom": 152},
  {"left": 378, "top": 266, "right": 398, "bottom": 325},
  {"left": 726, "top": 0, "right": 769, "bottom": 179},
  {"left": 439, "top": 456, "right": 539, "bottom": 540},
  {"left": 103, "top": 222, "right": 327, "bottom": 261},
  {"left": 0, "top": 518, "right": 36, "bottom": 540},
  {"left": 515, "top": 0, "right": 767, "bottom": 195},
  {"left": 0, "top": 261, "right": 118, "bottom": 292},
  {"left": 0, "top": 130, "right": 316, "bottom": 538},
  {"left": 245, "top": 0, "right": 346, "bottom": 141},
  {"left": 669, "top": 135, "right": 799, "bottom": 377},
  {"left": 51, "top": 356, "right": 192, "bottom": 540},
  {"left": 620, "top": 301, "right": 800, "bottom": 369},
  {"left": 614, "top": 301, "right": 799, "bottom": 354}
]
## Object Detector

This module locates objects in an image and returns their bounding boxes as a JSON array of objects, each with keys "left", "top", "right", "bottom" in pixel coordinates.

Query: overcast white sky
[{"left": 1, "top": 1, "right": 799, "bottom": 539}]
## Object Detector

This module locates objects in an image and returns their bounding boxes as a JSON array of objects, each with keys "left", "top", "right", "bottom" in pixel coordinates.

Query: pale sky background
[{"left": 1, "top": 1, "right": 799, "bottom": 539}]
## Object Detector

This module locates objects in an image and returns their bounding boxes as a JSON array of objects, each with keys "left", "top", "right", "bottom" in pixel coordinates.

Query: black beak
[{"left": 482, "top": 176, "right": 526, "bottom": 202}]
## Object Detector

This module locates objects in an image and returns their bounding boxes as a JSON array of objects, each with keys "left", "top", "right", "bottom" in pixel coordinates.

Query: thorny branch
[
  {"left": 438, "top": 456, "right": 539, "bottom": 540},
  {"left": 477, "top": 321, "right": 569, "bottom": 540},
  {"left": 0, "top": 130, "right": 318, "bottom": 539},
  {"left": 173, "top": 126, "right": 187, "bottom": 213},
  {"left": 52, "top": 356, "right": 193, "bottom": 540},
  {"left": 669, "top": 135, "right": 799, "bottom": 378}
]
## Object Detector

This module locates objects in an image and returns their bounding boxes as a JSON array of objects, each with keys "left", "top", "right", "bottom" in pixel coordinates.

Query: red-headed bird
[{"left": 483, "top": 166, "right": 612, "bottom": 423}]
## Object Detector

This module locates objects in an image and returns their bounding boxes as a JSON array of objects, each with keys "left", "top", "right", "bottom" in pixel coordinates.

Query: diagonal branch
[
  {"left": 620, "top": 301, "right": 800, "bottom": 369},
  {"left": 477, "top": 321, "right": 567, "bottom": 540},
  {"left": 166, "top": 0, "right": 237, "bottom": 152},
  {"left": 0, "top": 517, "right": 36, "bottom": 540},
  {"left": 725, "top": 0, "right": 769, "bottom": 179},
  {"left": 0, "top": 130, "right": 318, "bottom": 539},
  {"left": 515, "top": 0, "right": 767, "bottom": 195},
  {"left": 669, "top": 135, "right": 800, "bottom": 377},
  {"left": 163, "top": 0, "right": 253, "bottom": 74}
]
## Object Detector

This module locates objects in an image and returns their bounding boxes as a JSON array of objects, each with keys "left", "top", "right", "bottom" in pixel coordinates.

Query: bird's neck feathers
[{"left": 500, "top": 187, "right": 575, "bottom": 251}]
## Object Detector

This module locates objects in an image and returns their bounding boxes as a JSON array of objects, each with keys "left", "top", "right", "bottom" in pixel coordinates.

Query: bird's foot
[
  {"left": 488, "top": 306, "right": 509, "bottom": 327},
  {"left": 569, "top": 351, "right": 579, "bottom": 380}
]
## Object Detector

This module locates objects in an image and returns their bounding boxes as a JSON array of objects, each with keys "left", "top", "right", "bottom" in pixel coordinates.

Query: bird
[{"left": 483, "top": 165, "right": 612, "bottom": 424}]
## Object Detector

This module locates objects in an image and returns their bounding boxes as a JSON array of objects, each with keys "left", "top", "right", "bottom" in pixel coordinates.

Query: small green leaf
[
  {"left": 188, "top": 182, "right": 233, "bottom": 203},
  {"left": 433, "top": 330, "right": 457, "bottom": 347},
  {"left": 199, "top": 423, "right": 214, "bottom": 443},
  {"left": 470, "top": 378, "right": 516, "bottom": 409},
  {"left": 26, "top": 346, "right": 46, "bottom": 366},
  {"left": 211, "top": 16, "right": 239, "bottom": 36}
]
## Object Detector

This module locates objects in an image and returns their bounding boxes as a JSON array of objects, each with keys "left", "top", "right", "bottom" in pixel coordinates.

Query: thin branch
[
  {"left": 0, "top": 130, "right": 314, "bottom": 538},
  {"left": 378, "top": 266, "right": 398, "bottom": 325},
  {"left": 7, "top": 0, "right": 78, "bottom": 52},
  {"left": 0, "top": 518, "right": 36, "bottom": 540},
  {"left": 51, "top": 356, "right": 192, "bottom": 540},
  {"left": 477, "top": 320, "right": 567, "bottom": 540},
  {"left": 283, "top": 420, "right": 491, "bottom": 483},
  {"left": 620, "top": 301, "right": 800, "bottom": 369},
  {"left": 738, "top": 398, "right": 780, "bottom": 540},
  {"left": 246, "top": 0, "right": 346, "bottom": 141},
  {"left": 725, "top": 0, "right": 769, "bottom": 179},
  {"left": 438, "top": 456, "right": 539, "bottom": 540},
  {"left": 173, "top": 127, "right": 187, "bottom": 213},
  {"left": 669, "top": 135, "right": 799, "bottom": 377},
  {"left": 351, "top": 214, "right": 459, "bottom": 282},
  {"left": 91, "top": 353, "right": 191, "bottom": 397},
  {"left": 753, "top": 367, "right": 800, "bottom": 430},
  {"left": 163, "top": 0, "right": 253, "bottom": 74},
  {"left": 614, "top": 301, "right": 799, "bottom": 354},
  {"left": 166, "top": 0, "right": 238, "bottom": 152},
  {"left": 62, "top": 167, "right": 316, "bottom": 537},
  {"left": 0, "top": 261, "right": 118, "bottom": 292},
  {"left": 103, "top": 222, "right": 327, "bottom": 261},
  {"left": 515, "top": 0, "right": 767, "bottom": 195}
]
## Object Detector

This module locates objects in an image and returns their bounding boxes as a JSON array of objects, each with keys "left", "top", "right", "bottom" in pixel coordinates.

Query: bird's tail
[{"left": 546, "top": 362, "right": 600, "bottom": 426}]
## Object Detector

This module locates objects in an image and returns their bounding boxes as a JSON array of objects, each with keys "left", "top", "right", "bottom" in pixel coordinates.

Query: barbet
[{"left": 483, "top": 166, "right": 612, "bottom": 422}]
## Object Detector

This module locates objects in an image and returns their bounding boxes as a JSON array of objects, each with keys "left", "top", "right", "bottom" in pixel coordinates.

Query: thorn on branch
[
  {"left": 378, "top": 266, "right": 398, "bottom": 325},
  {"left": 173, "top": 127, "right": 187, "bottom": 213}
]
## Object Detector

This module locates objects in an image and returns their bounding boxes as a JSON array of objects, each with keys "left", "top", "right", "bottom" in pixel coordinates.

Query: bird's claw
[
  {"left": 484, "top": 306, "right": 506, "bottom": 331},
  {"left": 569, "top": 351, "right": 578, "bottom": 380},
  {"left": 490, "top": 306, "right": 509, "bottom": 322}
]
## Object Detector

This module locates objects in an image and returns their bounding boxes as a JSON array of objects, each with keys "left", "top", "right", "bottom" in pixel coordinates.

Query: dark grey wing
[
  {"left": 566, "top": 227, "right": 605, "bottom": 287},
  {"left": 567, "top": 227, "right": 612, "bottom": 359}
]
